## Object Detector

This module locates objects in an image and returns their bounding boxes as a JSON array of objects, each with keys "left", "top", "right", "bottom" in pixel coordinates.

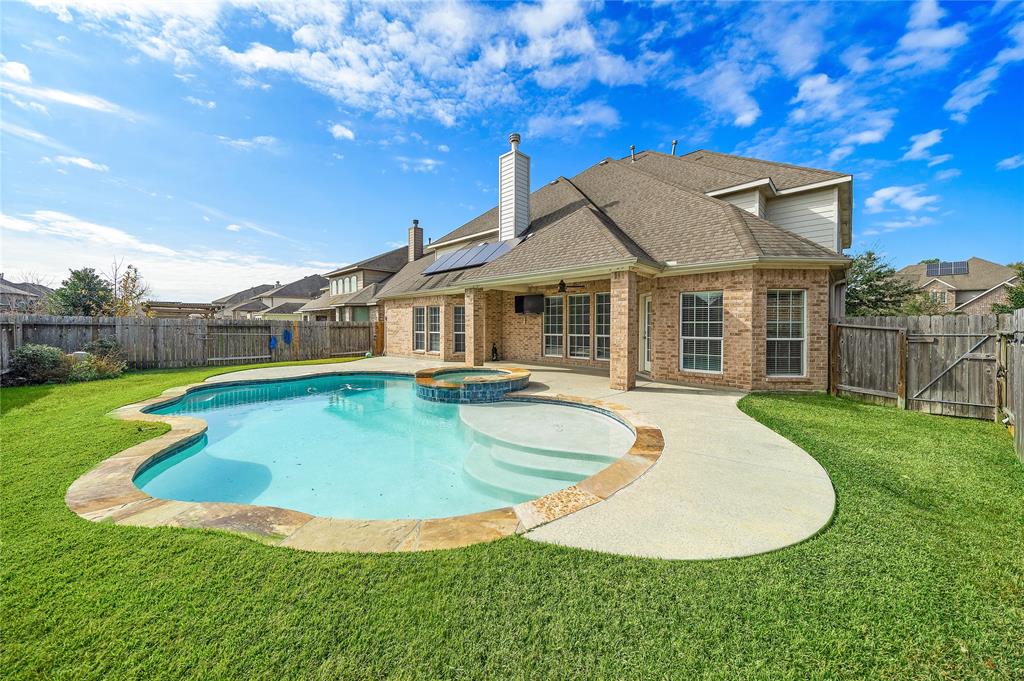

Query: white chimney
[{"left": 498, "top": 132, "right": 529, "bottom": 241}]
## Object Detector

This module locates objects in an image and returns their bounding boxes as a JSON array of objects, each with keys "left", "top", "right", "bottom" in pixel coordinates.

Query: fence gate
[{"left": 831, "top": 315, "right": 1001, "bottom": 420}]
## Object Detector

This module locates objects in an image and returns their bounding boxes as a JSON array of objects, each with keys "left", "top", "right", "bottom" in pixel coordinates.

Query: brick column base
[{"left": 610, "top": 270, "right": 638, "bottom": 391}]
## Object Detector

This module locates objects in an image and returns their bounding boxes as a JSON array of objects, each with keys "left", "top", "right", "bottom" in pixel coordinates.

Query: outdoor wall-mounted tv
[{"left": 514, "top": 294, "right": 544, "bottom": 315}]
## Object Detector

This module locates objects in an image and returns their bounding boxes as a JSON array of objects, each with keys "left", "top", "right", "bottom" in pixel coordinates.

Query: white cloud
[
  {"left": 0, "top": 59, "right": 31, "bottom": 82},
  {"left": 790, "top": 73, "right": 846, "bottom": 122},
  {"left": 0, "top": 79, "right": 134, "bottom": 118},
  {"left": 225, "top": 223, "right": 242, "bottom": 232},
  {"left": 865, "top": 185, "right": 940, "bottom": 213},
  {"left": 873, "top": 215, "right": 937, "bottom": 231},
  {"left": 887, "top": 0, "right": 969, "bottom": 71},
  {"left": 996, "top": 154, "right": 1024, "bottom": 170},
  {"left": 527, "top": 100, "right": 620, "bottom": 138},
  {"left": 183, "top": 95, "right": 216, "bottom": 109},
  {"left": 681, "top": 60, "right": 768, "bottom": 127},
  {"left": 44, "top": 155, "right": 109, "bottom": 172},
  {"left": 900, "top": 129, "right": 953, "bottom": 168},
  {"left": 437, "top": 144, "right": 450, "bottom": 153},
  {"left": 328, "top": 123, "right": 355, "bottom": 141},
  {"left": 841, "top": 110, "right": 896, "bottom": 146},
  {"left": 217, "top": 135, "right": 279, "bottom": 152},
  {"left": 944, "top": 21, "right": 1024, "bottom": 123},
  {"left": 0, "top": 209, "right": 318, "bottom": 300},
  {"left": 236, "top": 74, "right": 270, "bottom": 90},
  {"left": 395, "top": 156, "right": 444, "bottom": 173},
  {"left": 748, "top": 2, "right": 831, "bottom": 77},
  {"left": 0, "top": 120, "right": 73, "bottom": 152},
  {"left": 3, "top": 93, "right": 49, "bottom": 115},
  {"left": 935, "top": 168, "right": 961, "bottom": 180}
]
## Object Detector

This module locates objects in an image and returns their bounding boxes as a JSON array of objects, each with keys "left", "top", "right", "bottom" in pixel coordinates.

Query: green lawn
[{"left": 2, "top": 362, "right": 1022, "bottom": 680}]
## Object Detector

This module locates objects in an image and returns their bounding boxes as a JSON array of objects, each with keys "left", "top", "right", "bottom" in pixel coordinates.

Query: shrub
[
  {"left": 83, "top": 337, "right": 122, "bottom": 360},
  {"left": 7, "top": 344, "right": 71, "bottom": 384},
  {"left": 67, "top": 353, "right": 126, "bottom": 382}
]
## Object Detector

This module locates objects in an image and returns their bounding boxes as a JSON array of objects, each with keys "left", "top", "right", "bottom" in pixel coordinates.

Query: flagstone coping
[{"left": 66, "top": 369, "right": 663, "bottom": 553}]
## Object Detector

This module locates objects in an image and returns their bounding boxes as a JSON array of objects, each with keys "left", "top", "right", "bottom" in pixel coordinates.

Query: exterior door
[{"left": 640, "top": 294, "right": 653, "bottom": 373}]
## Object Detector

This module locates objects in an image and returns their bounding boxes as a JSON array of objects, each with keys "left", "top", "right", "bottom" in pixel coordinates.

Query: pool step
[
  {"left": 488, "top": 443, "right": 606, "bottom": 481},
  {"left": 463, "top": 445, "right": 566, "bottom": 503}
]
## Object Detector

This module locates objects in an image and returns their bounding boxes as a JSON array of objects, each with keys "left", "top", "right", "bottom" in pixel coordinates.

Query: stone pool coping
[{"left": 65, "top": 368, "right": 664, "bottom": 553}]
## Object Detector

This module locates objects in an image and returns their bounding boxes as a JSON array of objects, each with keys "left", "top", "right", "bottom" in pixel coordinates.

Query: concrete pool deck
[{"left": 209, "top": 357, "right": 835, "bottom": 560}]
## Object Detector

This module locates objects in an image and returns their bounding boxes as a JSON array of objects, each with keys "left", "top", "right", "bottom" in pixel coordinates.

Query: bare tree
[{"left": 105, "top": 258, "right": 152, "bottom": 317}]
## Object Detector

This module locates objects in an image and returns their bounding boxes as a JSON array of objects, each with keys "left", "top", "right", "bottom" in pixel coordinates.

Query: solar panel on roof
[
  {"left": 926, "top": 260, "right": 969, "bottom": 278},
  {"left": 422, "top": 238, "right": 521, "bottom": 275}
]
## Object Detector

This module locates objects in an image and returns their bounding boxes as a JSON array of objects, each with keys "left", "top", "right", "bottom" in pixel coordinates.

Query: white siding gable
[
  {"left": 719, "top": 189, "right": 762, "bottom": 217},
  {"left": 766, "top": 187, "right": 839, "bottom": 252}
]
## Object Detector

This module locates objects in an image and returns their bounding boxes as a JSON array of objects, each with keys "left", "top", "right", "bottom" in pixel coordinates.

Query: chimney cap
[
  {"left": 508, "top": 132, "right": 521, "bottom": 150},
  {"left": 412, "top": 218, "right": 419, "bottom": 227}
]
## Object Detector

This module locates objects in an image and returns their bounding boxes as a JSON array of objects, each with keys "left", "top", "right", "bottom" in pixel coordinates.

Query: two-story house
[
  {"left": 297, "top": 247, "right": 408, "bottom": 321},
  {"left": 897, "top": 257, "right": 1019, "bottom": 313},
  {"left": 372, "top": 135, "right": 853, "bottom": 392}
]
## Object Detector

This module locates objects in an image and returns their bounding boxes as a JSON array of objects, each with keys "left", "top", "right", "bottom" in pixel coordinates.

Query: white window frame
[
  {"left": 543, "top": 295, "right": 564, "bottom": 357},
  {"left": 766, "top": 289, "right": 807, "bottom": 378},
  {"left": 453, "top": 305, "right": 466, "bottom": 354},
  {"left": 679, "top": 291, "right": 724, "bottom": 374},
  {"left": 595, "top": 292, "right": 611, "bottom": 361},
  {"left": 427, "top": 305, "right": 441, "bottom": 353},
  {"left": 413, "top": 307, "right": 425, "bottom": 351},
  {"left": 567, "top": 293, "right": 591, "bottom": 359}
]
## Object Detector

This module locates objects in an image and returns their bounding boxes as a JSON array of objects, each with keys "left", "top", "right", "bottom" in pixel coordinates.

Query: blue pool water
[{"left": 138, "top": 374, "right": 633, "bottom": 519}]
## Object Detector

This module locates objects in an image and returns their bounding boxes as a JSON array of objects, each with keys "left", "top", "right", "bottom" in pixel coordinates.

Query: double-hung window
[
  {"left": 543, "top": 296, "right": 564, "bottom": 357},
  {"left": 413, "top": 307, "right": 425, "bottom": 351},
  {"left": 568, "top": 294, "right": 591, "bottom": 359},
  {"left": 595, "top": 292, "right": 611, "bottom": 360},
  {"left": 766, "top": 290, "right": 805, "bottom": 376},
  {"left": 680, "top": 291, "right": 724, "bottom": 372},
  {"left": 427, "top": 306, "right": 441, "bottom": 352},
  {"left": 453, "top": 305, "right": 466, "bottom": 353}
]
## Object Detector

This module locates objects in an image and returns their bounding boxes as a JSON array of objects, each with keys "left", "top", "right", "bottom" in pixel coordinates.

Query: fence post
[
  {"left": 828, "top": 323, "right": 839, "bottom": 396},
  {"left": 896, "top": 329, "right": 908, "bottom": 409}
]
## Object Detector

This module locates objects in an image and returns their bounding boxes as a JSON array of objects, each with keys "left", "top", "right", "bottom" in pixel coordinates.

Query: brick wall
[
  {"left": 383, "top": 266, "right": 831, "bottom": 391},
  {"left": 956, "top": 286, "right": 1010, "bottom": 314},
  {"left": 920, "top": 280, "right": 955, "bottom": 312},
  {"left": 383, "top": 294, "right": 464, "bottom": 361}
]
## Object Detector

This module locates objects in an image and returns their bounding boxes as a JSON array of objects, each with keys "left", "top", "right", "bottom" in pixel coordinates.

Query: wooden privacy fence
[
  {"left": 0, "top": 314, "right": 374, "bottom": 371},
  {"left": 831, "top": 310, "right": 1024, "bottom": 461}
]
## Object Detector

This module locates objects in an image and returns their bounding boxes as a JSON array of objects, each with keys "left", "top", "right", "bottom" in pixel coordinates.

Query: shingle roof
[
  {"left": 898, "top": 257, "right": 1018, "bottom": 291},
  {"left": 232, "top": 299, "right": 268, "bottom": 312},
  {"left": 263, "top": 301, "right": 306, "bottom": 315},
  {"left": 212, "top": 284, "right": 275, "bottom": 305},
  {"left": 326, "top": 247, "right": 408, "bottom": 276},
  {"left": 674, "top": 149, "right": 847, "bottom": 191},
  {"left": 374, "top": 150, "right": 850, "bottom": 299},
  {"left": 0, "top": 277, "right": 52, "bottom": 298},
  {"left": 263, "top": 274, "right": 329, "bottom": 299},
  {"left": 297, "top": 283, "right": 384, "bottom": 312}
]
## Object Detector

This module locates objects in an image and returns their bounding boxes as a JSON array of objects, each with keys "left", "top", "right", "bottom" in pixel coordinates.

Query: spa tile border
[
  {"left": 66, "top": 368, "right": 664, "bottom": 553},
  {"left": 414, "top": 366, "right": 531, "bottom": 403}
]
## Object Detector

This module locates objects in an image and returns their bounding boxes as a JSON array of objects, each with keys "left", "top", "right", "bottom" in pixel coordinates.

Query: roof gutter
[{"left": 657, "top": 255, "right": 851, "bottom": 277}]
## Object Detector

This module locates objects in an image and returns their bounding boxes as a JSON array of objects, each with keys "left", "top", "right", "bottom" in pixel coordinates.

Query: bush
[
  {"left": 83, "top": 337, "right": 122, "bottom": 359},
  {"left": 67, "top": 353, "right": 126, "bottom": 382},
  {"left": 7, "top": 344, "right": 71, "bottom": 384}
]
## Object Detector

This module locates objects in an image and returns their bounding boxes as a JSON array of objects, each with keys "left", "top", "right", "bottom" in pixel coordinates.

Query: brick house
[
  {"left": 297, "top": 247, "right": 407, "bottom": 322},
  {"left": 896, "top": 257, "right": 1019, "bottom": 314},
  {"left": 374, "top": 135, "right": 853, "bottom": 392}
]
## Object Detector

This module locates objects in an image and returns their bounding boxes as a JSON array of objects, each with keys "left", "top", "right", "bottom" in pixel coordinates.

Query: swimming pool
[{"left": 137, "top": 374, "right": 634, "bottom": 519}]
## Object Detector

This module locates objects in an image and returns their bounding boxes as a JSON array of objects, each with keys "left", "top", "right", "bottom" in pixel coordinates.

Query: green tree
[
  {"left": 900, "top": 291, "right": 946, "bottom": 315},
  {"left": 47, "top": 268, "right": 113, "bottom": 316},
  {"left": 992, "top": 265, "right": 1024, "bottom": 314},
  {"left": 919, "top": 258, "right": 940, "bottom": 264},
  {"left": 845, "top": 251, "right": 918, "bottom": 316}
]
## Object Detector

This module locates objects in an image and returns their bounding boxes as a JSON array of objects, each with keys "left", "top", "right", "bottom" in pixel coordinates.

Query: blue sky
[{"left": 1, "top": 0, "right": 1022, "bottom": 300}]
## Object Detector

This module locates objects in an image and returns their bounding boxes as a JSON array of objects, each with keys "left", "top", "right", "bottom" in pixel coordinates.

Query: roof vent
[
  {"left": 630, "top": 144, "right": 636, "bottom": 162},
  {"left": 498, "top": 132, "right": 530, "bottom": 241},
  {"left": 671, "top": 139, "right": 678, "bottom": 156}
]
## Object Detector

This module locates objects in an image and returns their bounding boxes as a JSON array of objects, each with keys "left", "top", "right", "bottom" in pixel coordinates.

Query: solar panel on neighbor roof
[
  {"left": 422, "top": 238, "right": 520, "bottom": 275},
  {"left": 926, "top": 261, "right": 969, "bottom": 277}
]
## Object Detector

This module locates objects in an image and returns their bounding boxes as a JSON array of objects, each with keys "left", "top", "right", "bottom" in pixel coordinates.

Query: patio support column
[
  {"left": 465, "top": 288, "right": 486, "bottom": 366},
  {"left": 610, "top": 270, "right": 638, "bottom": 391}
]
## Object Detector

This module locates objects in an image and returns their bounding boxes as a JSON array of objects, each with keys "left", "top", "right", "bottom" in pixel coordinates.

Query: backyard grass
[{"left": 2, "top": 362, "right": 1022, "bottom": 680}]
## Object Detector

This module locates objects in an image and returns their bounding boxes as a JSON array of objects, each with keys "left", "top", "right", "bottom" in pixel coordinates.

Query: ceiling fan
[{"left": 556, "top": 280, "right": 586, "bottom": 293}]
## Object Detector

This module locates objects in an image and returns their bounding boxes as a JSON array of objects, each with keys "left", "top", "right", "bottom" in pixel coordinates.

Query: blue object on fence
[
  {"left": 282, "top": 329, "right": 292, "bottom": 345},
  {"left": 269, "top": 335, "right": 277, "bottom": 350}
]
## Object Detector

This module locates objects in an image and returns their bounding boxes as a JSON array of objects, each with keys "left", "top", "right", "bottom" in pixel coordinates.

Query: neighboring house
[
  {"left": 298, "top": 247, "right": 408, "bottom": 322},
  {"left": 143, "top": 301, "right": 219, "bottom": 318},
  {"left": 217, "top": 275, "right": 328, "bottom": 320},
  {"left": 374, "top": 134, "right": 852, "bottom": 392},
  {"left": 211, "top": 284, "right": 275, "bottom": 316},
  {"left": 897, "top": 258, "right": 1019, "bottom": 314},
  {"left": 0, "top": 275, "right": 52, "bottom": 313}
]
